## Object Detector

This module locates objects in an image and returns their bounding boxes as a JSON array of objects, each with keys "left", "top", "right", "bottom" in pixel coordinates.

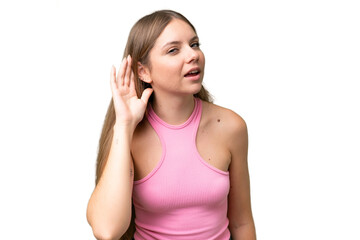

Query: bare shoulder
[
  {"left": 201, "top": 100, "right": 247, "bottom": 138},
  {"left": 201, "top": 100, "right": 248, "bottom": 167}
]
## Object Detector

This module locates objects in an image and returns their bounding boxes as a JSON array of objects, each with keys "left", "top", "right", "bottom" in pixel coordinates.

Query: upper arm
[{"left": 226, "top": 113, "right": 255, "bottom": 229}]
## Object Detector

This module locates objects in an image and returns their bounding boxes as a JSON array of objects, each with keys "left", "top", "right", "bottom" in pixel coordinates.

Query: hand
[{"left": 110, "top": 55, "right": 153, "bottom": 129}]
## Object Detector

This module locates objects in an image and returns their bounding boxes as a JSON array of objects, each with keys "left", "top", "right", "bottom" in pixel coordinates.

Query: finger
[
  {"left": 129, "top": 68, "right": 135, "bottom": 91},
  {"left": 124, "top": 55, "right": 132, "bottom": 87},
  {"left": 110, "top": 65, "right": 117, "bottom": 91},
  {"left": 140, "top": 88, "right": 153, "bottom": 104},
  {"left": 117, "top": 57, "right": 127, "bottom": 86}
]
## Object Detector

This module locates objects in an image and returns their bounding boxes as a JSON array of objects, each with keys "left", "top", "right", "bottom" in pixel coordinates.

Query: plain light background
[{"left": 0, "top": 0, "right": 359, "bottom": 239}]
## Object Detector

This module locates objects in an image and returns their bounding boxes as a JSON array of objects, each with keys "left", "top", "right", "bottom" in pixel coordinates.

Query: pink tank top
[{"left": 132, "top": 97, "right": 231, "bottom": 240}]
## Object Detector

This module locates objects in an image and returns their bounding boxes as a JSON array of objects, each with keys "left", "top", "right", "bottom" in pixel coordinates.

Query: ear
[{"left": 137, "top": 62, "right": 152, "bottom": 84}]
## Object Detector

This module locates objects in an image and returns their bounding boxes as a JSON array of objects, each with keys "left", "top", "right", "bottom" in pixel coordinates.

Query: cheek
[
  {"left": 148, "top": 53, "right": 179, "bottom": 80},
  {"left": 200, "top": 52, "right": 205, "bottom": 65},
  {"left": 154, "top": 60, "right": 183, "bottom": 77}
]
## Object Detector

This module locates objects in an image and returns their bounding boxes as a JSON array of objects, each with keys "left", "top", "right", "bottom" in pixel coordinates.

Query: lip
[
  {"left": 184, "top": 67, "right": 201, "bottom": 81},
  {"left": 184, "top": 67, "right": 201, "bottom": 76},
  {"left": 185, "top": 73, "right": 201, "bottom": 81}
]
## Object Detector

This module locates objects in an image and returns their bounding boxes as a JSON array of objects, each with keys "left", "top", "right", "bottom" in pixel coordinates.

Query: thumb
[{"left": 140, "top": 88, "right": 153, "bottom": 104}]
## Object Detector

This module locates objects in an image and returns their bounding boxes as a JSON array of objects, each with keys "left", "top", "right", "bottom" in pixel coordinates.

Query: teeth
[{"left": 189, "top": 70, "right": 198, "bottom": 74}]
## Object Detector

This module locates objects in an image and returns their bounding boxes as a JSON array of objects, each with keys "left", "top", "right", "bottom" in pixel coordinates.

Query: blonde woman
[{"left": 87, "top": 10, "right": 256, "bottom": 240}]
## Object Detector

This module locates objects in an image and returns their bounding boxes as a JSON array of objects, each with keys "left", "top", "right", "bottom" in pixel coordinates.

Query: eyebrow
[{"left": 161, "top": 36, "right": 199, "bottom": 49}]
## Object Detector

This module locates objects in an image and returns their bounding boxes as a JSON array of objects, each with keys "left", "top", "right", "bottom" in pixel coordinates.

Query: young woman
[{"left": 86, "top": 10, "right": 256, "bottom": 240}]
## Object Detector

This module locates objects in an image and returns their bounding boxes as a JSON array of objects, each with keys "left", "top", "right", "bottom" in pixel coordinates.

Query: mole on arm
[{"left": 217, "top": 119, "right": 220, "bottom": 122}]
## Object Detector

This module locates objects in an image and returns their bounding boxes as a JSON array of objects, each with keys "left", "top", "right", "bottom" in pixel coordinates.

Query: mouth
[{"left": 184, "top": 68, "right": 201, "bottom": 77}]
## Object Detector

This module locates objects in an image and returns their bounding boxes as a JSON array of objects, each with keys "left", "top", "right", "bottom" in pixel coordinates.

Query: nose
[{"left": 186, "top": 46, "right": 200, "bottom": 63}]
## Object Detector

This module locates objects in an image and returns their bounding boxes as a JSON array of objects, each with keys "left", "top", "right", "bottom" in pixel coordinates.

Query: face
[{"left": 140, "top": 19, "right": 205, "bottom": 97}]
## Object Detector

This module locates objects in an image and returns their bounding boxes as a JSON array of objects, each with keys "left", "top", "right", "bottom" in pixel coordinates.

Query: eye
[
  {"left": 191, "top": 42, "right": 201, "bottom": 48},
  {"left": 167, "top": 48, "right": 178, "bottom": 54}
]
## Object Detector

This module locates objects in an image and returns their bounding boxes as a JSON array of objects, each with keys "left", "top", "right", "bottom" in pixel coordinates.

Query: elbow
[
  {"left": 90, "top": 224, "right": 128, "bottom": 240},
  {"left": 92, "top": 230, "right": 116, "bottom": 240},
  {"left": 87, "top": 214, "right": 130, "bottom": 240},
  {"left": 92, "top": 230, "right": 119, "bottom": 240},
  {"left": 86, "top": 200, "right": 132, "bottom": 240}
]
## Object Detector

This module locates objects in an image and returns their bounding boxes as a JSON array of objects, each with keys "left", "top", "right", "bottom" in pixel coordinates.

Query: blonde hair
[{"left": 94, "top": 10, "right": 212, "bottom": 240}]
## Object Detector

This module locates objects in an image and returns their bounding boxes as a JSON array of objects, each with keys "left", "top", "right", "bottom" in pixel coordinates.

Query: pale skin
[{"left": 87, "top": 19, "right": 255, "bottom": 240}]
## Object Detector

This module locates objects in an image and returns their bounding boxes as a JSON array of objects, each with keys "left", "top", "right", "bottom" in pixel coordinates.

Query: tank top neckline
[{"left": 147, "top": 97, "right": 200, "bottom": 130}]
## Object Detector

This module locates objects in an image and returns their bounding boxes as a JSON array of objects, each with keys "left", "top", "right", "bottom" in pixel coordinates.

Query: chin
[{"left": 190, "top": 83, "right": 203, "bottom": 95}]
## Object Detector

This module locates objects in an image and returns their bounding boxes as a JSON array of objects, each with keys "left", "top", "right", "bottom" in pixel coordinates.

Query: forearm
[
  {"left": 87, "top": 125, "right": 135, "bottom": 239},
  {"left": 230, "top": 222, "right": 256, "bottom": 240}
]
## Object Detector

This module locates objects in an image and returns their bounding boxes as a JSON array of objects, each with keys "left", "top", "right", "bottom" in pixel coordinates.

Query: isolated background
[{"left": 0, "top": 0, "right": 359, "bottom": 239}]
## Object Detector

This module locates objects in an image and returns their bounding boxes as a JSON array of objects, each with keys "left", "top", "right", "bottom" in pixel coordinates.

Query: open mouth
[{"left": 184, "top": 69, "right": 200, "bottom": 77}]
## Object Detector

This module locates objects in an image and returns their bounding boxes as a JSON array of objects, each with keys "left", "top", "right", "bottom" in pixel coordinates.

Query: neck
[{"left": 151, "top": 93, "right": 195, "bottom": 125}]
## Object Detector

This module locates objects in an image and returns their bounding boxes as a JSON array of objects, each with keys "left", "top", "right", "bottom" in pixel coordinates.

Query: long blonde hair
[{"left": 94, "top": 10, "right": 213, "bottom": 240}]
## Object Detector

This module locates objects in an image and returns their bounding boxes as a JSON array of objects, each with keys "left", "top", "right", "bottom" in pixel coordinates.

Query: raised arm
[{"left": 86, "top": 56, "right": 153, "bottom": 240}]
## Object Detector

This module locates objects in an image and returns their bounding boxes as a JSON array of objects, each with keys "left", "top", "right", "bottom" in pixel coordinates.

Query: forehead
[{"left": 154, "top": 19, "right": 196, "bottom": 47}]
